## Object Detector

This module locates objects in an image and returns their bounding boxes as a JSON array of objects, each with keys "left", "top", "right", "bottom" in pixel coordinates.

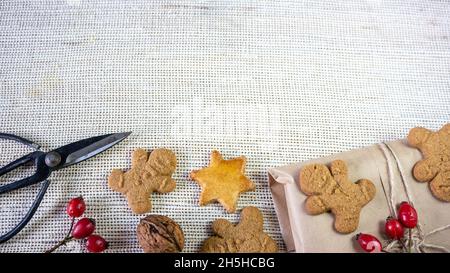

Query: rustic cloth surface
[{"left": 0, "top": 0, "right": 449, "bottom": 253}]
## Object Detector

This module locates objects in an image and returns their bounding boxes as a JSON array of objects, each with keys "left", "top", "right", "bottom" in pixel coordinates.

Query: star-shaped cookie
[{"left": 190, "top": 150, "right": 255, "bottom": 213}]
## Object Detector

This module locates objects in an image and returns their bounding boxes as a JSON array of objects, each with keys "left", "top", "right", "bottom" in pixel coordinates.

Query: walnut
[{"left": 137, "top": 215, "right": 184, "bottom": 253}]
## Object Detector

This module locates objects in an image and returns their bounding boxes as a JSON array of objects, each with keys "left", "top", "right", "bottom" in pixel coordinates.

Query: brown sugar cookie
[
  {"left": 407, "top": 123, "right": 450, "bottom": 202},
  {"left": 299, "top": 160, "right": 376, "bottom": 234},
  {"left": 190, "top": 150, "right": 255, "bottom": 213},
  {"left": 202, "top": 206, "right": 278, "bottom": 253},
  {"left": 108, "top": 148, "right": 177, "bottom": 214}
]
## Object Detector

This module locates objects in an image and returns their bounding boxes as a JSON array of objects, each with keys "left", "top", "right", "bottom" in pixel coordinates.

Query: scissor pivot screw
[{"left": 45, "top": 152, "right": 61, "bottom": 167}]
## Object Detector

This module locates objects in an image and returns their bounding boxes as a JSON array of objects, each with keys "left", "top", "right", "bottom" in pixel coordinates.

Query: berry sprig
[
  {"left": 46, "top": 196, "right": 108, "bottom": 253},
  {"left": 356, "top": 201, "right": 418, "bottom": 253}
]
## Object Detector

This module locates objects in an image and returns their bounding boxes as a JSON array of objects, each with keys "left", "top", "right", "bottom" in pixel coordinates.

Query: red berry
[
  {"left": 356, "top": 233, "right": 382, "bottom": 253},
  {"left": 385, "top": 217, "right": 404, "bottom": 240},
  {"left": 72, "top": 218, "right": 96, "bottom": 239},
  {"left": 66, "top": 196, "right": 86, "bottom": 218},
  {"left": 86, "top": 235, "right": 108, "bottom": 253},
  {"left": 398, "top": 202, "right": 418, "bottom": 228}
]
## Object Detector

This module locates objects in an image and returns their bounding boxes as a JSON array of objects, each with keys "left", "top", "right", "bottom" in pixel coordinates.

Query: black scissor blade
[{"left": 54, "top": 132, "right": 131, "bottom": 169}]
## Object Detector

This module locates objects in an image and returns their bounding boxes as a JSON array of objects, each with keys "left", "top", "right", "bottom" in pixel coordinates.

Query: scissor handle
[
  {"left": 0, "top": 133, "right": 40, "bottom": 150},
  {"left": 0, "top": 180, "right": 50, "bottom": 243},
  {"left": 0, "top": 133, "right": 41, "bottom": 178},
  {"left": 0, "top": 151, "right": 41, "bottom": 177},
  {"left": 0, "top": 133, "right": 50, "bottom": 244},
  {"left": 0, "top": 133, "right": 50, "bottom": 194},
  {"left": 0, "top": 151, "right": 49, "bottom": 194}
]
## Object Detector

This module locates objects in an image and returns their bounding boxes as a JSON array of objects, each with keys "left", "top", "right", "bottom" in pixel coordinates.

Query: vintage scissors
[{"left": 0, "top": 132, "right": 131, "bottom": 243}]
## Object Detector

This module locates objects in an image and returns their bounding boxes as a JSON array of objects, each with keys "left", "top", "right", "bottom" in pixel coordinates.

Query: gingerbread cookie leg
[
  {"left": 126, "top": 187, "right": 152, "bottom": 214},
  {"left": 333, "top": 208, "right": 360, "bottom": 234}
]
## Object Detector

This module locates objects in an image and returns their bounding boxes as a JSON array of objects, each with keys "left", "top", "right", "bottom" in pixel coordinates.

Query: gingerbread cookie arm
[
  {"left": 108, "top": 169, "right": 127, "bottom": 193},
  {"left": 212, "top": 219, "right": 233, "bottom": 238},
  {"left": 442, "top": 123, "right": 450, "bottom": 135},
  {"left": 304, "top": 195, "right": 329, "bottom": 215},
  {"left": 430, "top": 168, "right": 450, "bottom": 202},
  {"left": 407, "top": 127, "right": 432, "bottom": 148},
  {"left": 153, "top": 176, "right": 176, "bottom": 193},
  {"left": 413, "top": 157, "right": 439, "bottom": 182},
  {"left": 355, "top": 179, "right": 376, "bottom": 206}
]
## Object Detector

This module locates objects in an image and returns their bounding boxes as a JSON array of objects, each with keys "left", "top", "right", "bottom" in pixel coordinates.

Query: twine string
[{"left": 378, "top": 143, "right": 398, "bottom": 218}]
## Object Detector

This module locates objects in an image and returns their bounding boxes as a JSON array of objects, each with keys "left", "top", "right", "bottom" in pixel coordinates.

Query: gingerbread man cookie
[
  {"left": 299, "top": 160, "right": 376, "bottom": 234},
  {"left": 407, "top": 123, "right": 450, "bottom": 202},
  {"left": 109, "top": 148, "right": 177, "bottom": 214},
  {"left": 202, "top": 206, "right": 278, "bottom": 253},
  {"left": 190, "top": 150, "right": 255, "bottom": 213}
]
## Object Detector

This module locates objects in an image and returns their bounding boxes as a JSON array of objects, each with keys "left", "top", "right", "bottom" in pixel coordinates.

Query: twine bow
[{"left": 378, "top": 143, "right": 450, "bottom": 253}]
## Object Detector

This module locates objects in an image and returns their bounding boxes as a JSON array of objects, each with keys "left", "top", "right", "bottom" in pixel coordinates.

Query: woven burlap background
[{"left": 1, "top": 0, "right": 449, "bottom": 253}]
